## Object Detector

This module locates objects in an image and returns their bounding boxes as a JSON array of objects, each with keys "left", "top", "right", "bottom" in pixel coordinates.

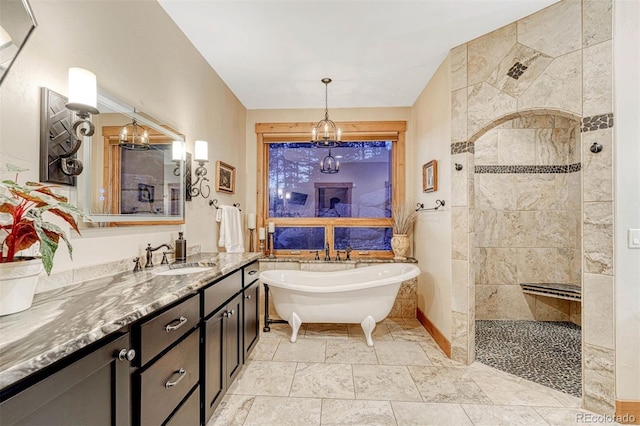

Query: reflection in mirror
[
  {"left": 0, "top": 0, "right": 37, "bottom": 86},
  {"left": 81, "top": 92, "right": 185, "bottom": 225}
]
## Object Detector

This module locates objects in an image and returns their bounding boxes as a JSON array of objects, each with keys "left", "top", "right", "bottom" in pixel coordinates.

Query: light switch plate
[{"left": 629, "top": 229, "right": 640, "bottom": 249}]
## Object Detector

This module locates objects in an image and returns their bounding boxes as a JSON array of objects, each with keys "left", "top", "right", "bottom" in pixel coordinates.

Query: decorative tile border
[
  {"left": 581, "top": 113, "right": 614, "bottom": 132},
  {"left": 475, "top": 163, "right": 581, "bottom": 174},
  {"left": 451, "top": 141, "right": 474, "bottom": 154},
  {"left": 507, "top": 61, "right": 528, "bottom": 80}
]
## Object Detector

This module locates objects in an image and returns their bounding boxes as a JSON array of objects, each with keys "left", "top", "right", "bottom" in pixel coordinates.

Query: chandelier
[
  {"left": 320, "top": 148, "right": 339, "bottom": 174},
  {"left": 119, "top": 118, "right": 149, "bottom": 150},
  {"left": 311, "top": 78, "right": 342, "bottom": 148}
]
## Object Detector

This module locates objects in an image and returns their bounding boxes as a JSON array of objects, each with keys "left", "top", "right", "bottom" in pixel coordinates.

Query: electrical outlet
[{"left": 629, "top": 229, "right": 640, "bottom": 249}]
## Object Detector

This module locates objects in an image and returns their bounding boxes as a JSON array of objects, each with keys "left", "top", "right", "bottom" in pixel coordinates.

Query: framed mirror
[
  {"left": 0, "top": 0, "right": 37, "bottom": 86},
  {"left": 80, "top": 91, "right": 186, "bottom": 225}
]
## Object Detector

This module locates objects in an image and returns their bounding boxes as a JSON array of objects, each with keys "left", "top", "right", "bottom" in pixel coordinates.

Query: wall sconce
[
  {"left": 61, "top": 67, "right": 99, "bottom": 176},
  {"left": 190, "top": 140, "right": 210, "bottom": 199}
]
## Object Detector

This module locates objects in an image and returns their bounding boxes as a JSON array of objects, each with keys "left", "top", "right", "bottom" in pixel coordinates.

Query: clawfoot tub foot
[
  {"left": 288, "top": 312, "right": 302, "bottom": 343},
  {"left": 361, "top": 315, "right": 376, "bottom": 347}
]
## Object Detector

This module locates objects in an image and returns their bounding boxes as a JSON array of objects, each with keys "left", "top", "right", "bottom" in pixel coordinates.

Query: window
[{"left": 257, "top": 121, "right": 406, "bottom": 258}]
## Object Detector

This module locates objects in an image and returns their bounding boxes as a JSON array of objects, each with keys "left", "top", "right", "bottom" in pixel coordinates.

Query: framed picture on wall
[
  {"left": 216, "top": 161, "right": 236, "bottom": 194},
  {"left": 423, "top": 160, "right": 438, "bottom": 193}
]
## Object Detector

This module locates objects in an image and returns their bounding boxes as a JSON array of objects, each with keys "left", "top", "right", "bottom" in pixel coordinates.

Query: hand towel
[{"left": 217, "top": 205, "right": 245, "bottom": 253}]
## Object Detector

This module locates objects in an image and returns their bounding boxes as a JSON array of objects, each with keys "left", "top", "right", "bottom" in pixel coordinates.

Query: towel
[{"left": 217, "top": 205, "right": 245, "bottom": 253}]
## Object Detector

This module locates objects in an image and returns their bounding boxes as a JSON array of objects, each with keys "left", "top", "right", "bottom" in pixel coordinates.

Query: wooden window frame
[{"left": 256, "top": 121, "right": 406, "bottom": 259}]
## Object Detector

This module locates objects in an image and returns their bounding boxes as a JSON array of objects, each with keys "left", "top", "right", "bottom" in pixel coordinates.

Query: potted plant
[
  {"left": 0, "top": 166, "right": 87, "bottom": 315},
  {"left": 391, "top": 203, "right": 417, "bottom": 260}
]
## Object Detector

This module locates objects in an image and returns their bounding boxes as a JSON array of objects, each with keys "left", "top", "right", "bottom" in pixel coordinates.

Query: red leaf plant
[{"left": 1, "top": 170, "right": 88, "bottom": 275}]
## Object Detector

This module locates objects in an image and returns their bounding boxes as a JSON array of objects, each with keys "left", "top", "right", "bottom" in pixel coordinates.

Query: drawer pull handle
[
  {"left": 165, "top": 368, "right": 186, "bottom": 389},
  {"left": 248, "top": 270, "right": 258, "bottom": 275},
  {"left": 245, "top": 294, "right": 252, "bottom": 300},
  {"left": 165, "top": 316, "right": 188, "bottom": 332}
]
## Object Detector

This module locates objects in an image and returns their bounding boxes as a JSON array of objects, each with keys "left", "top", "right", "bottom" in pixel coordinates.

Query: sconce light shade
[
  {"left": 172, "top": 140, "right": 185, "bottom": 161},
  {"left": 66, "top": 67, "right": 98, "bottom": 114},
  {"left": 194, "top": 140, "right": 208, "bottom": 163}
]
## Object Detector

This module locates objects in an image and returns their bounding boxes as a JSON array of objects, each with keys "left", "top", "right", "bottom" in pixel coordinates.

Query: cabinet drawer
[
  {"left": 164, "top": 385, "right": 200, "bottom": 426},
  {"left": 204, "top": 270, "right": 241, "bottom": 317},
  {"left": 243, "top": 261, "right": 260, "bottom": 287},
  {"left": 140, "top": 331, "right": 199, "bottom": 426},
  {"left": 139, "top": 295, "right": 199, "bottom": 366}
]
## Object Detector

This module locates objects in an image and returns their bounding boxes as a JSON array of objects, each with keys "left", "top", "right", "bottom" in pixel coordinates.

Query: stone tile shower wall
[
  {"left": 449, "top": 0, "right": 614, "bottom": 415},
  {"left": 474, "top": 115, "right": 582, "bottom": 323}
]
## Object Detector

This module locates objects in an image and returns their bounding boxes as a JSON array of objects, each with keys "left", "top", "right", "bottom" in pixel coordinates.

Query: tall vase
[
  {"left": 0, "top": 257, "right": 42, "bottom": 316},
  {"left": 391, "top": 233, "right": 410, "bottom": 260}
]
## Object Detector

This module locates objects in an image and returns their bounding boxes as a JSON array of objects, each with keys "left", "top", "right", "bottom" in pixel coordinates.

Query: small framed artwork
[
  {"left": 423, "top": 160, "right": 438, "bottom": 193},
  {"left": 216, "top": 161, "right": 236, "bottom": 194}
]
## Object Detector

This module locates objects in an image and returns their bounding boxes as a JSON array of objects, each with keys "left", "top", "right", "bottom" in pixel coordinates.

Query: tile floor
[{"left": 207, "top": 318, "right": 615, "bottom": 425}]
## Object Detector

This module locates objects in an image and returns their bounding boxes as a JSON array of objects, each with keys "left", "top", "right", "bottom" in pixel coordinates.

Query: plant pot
[
  {"left": 0, "top": 257, "right": 43, "bottom": 316},
  {"left": 391, "top": 233, "right": 410, "bottom": 260}
]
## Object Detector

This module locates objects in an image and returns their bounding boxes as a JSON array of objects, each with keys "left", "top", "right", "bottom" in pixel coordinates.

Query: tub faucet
[
  {"left": 145, "top": 243, "right": 173, "bottom": 268},
  {"left": 324, "top": 242, "right": 331, "bottom": 261}
]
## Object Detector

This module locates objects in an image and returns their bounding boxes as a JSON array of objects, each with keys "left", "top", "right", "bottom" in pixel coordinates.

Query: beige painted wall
[
  {"left": 410, "top": 56, "right": 452, "bottom": 340},
  {"left": 0, "top": 0, "right": 246, "bottom": 273}
]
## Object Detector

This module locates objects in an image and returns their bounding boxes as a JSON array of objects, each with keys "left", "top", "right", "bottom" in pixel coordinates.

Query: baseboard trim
[
  {"left": 416, "top": 307, "right": 451, "bottom": 357},
  {"left": 616, "top": 400, "right": 640, "bottom": 424}
]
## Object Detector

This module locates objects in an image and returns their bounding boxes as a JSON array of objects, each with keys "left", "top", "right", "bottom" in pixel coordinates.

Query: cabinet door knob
[
  {"left": 248, "top": 270, "right": 258, "bottom": 275},
  {"left": 165, "top": 316, "right": 188, "bottom": 332},
  {"left": 165, "top": 368, "right": 186, "bottom": 389},
  {"left": 230, "top": 309, "right": 235, "bottom": 316},
  {"left": 245, "top": 294, "right": 252, "bottom": 300},
  {"left": 117, "top": 348, "right": 136, "bottom": 362}
]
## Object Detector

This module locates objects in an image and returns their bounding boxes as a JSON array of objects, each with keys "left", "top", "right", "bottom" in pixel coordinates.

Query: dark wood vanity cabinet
[
  {"left": 202, "top": 270, "right": 244, "bottom": 421},
  {"left": 0, "top": 259, "right": 261, "bottom": 426},
  {"left": 243, "top": 261, "right": 260, "bottom": 361},
  {"left": 0, "top": 333, "right": 133, "bottom": 426}
]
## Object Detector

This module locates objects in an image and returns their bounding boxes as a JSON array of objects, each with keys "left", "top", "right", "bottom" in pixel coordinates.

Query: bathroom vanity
[{"left": 0, "top": 252, "right": 262, "bottom": 425}]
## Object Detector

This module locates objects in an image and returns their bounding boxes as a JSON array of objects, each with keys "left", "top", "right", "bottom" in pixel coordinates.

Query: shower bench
[{"left": 520, "top": 283, "right": 582, "bottom": 302}]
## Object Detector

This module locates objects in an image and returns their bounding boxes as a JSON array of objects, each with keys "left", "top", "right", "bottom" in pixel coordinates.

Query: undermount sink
[
  {"left": 152, "top": 262, "right": 216, "bottom": 276},
  {"left": 154, "top": 267, "right": 212, "bottom": 276}
]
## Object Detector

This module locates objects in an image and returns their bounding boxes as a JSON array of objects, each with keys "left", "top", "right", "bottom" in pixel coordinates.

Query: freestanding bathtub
[{"left": 259, "top": 263, "right": 421, "bottom": 346}]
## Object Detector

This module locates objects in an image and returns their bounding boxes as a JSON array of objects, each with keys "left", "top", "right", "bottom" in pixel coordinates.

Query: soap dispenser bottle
[{"left": 175, "top": 232, "right": 187, "bottom": 261}]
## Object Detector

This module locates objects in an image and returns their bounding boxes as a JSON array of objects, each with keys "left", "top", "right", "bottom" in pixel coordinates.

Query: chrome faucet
[
  {"left": 324, "top": 242, "right": 331, "bottom": 261},
  {"left": 145, "top": 243, "right": 173, "bottom": 268}
]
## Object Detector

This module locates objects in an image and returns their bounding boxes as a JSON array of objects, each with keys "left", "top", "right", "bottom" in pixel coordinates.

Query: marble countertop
[{"left": 0, "top": 252, "right": 262, "bottom": 391}]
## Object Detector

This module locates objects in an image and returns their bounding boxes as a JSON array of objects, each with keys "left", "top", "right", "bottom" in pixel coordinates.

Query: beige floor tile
[
  {"left": 375, "top": 341, "right": 433, "bottom": 366},
  {"left": 272, "top": 338, "right": 326, "bottom": 363},
  {"left": 392, "top": 401, "right": 473, "bottom": 426},
  {"left": 533, "top": 407, "right": 618, "bottom": 425},
  {"left": 290, "top": 363, "right": 355, "bottom": 399},
  {"left": 408, "top": 366, "right": 492, "bottom": 404},
  {"left": 304, "top": 323, "right": 349, "bottom": 339},
  {"left": 243, "top": 396, "right": 322, "bottom": 426},
  {"left": 228, "top": 360, "right": 297, "bottom": 396},
  {"left": 205, "top": 394, "right": 254, "bottom": 426},
  {"left": 321, "top": 399, "right": 396, "bottom": 425},
  {"left": 325, "top": 339, "right": 378, "bottom": 364},
  {"left": 248, "top": 337, "right": 281, "bottom": 361},
  {"left": 462, "top": 404, "right": 549, "bottom": 425},
  {"left": 353, "top": 365, "right": 422, "bottom": 402},
  {"left": 418, "top": 342, "right": 462, "bottom": 367},
  {"left": 469, "top": 364, "right": 564, "bottom": 407}
]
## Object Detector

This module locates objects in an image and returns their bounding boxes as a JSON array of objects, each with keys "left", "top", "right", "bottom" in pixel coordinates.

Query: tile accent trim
[
  {"left": 451, "top": 141, "right": 474, "bottom": 154},
  {"left": 582, "top": 113, "right": 614, "bottom": 132},
  {"left": 417, "top": 307, "right": 451, "bottom": 357},
  {"left": 475, "top": 163, "right": 581, "bottom": 174}
]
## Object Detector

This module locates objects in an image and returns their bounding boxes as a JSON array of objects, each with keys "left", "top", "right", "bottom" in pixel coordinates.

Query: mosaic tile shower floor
[{"left": 475, "top": 320, "right": 582, "bottom": 397}]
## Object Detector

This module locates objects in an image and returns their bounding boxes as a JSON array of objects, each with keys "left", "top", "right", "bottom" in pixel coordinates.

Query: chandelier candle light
[{"left": 311, "top": 78, "right": 342, "bottom": 148}]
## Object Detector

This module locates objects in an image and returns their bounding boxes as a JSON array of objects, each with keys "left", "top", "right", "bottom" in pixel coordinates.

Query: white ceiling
[{"left": 158, "top": 0, "right": 560, "bottom": 110}]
